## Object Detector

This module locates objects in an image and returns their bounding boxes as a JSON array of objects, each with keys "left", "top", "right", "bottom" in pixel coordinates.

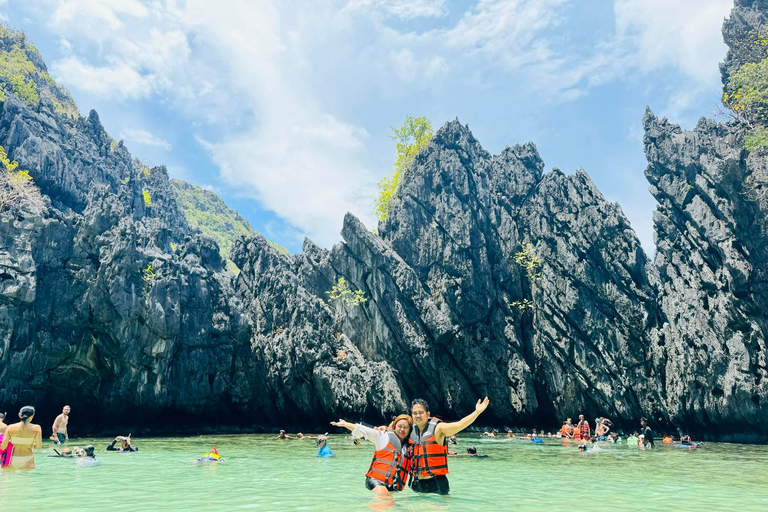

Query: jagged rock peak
[
  {"left": 721, "top": 0, "right": 768, "bottom": 87},
  {"left": 429, "top": 118, "right": 490, "bottom": 161}
]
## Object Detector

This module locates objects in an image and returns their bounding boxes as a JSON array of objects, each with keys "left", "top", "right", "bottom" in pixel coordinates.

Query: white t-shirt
[{"left": 352, "top": 424, "right": 408, "bottom": 455}]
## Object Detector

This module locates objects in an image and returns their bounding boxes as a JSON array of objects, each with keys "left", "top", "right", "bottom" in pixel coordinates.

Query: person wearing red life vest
[
  {"left": 576, "top": 415, "right": 590, "bottom": 441},
  {"left": 331, "top": 414, "right": 413, "bottom": 495},
  {"left": 409, "top": 396, "right": 489, "bottom": 495}
]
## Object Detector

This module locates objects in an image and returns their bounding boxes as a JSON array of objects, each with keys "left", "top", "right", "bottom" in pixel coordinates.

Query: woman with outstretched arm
[{"left": 331, "top": 415, "right": 414, "bottom": 496}]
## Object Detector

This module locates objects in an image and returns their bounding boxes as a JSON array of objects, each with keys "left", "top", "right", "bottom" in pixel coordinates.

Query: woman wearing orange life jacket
[
  {"left": 409, "top": 397, "right": 490, "bottom": 495},
  {"left": 331, "top": 415, "right": 413, "bottom": 495},
  {"left": 561, "top": 418, "right": 575, "bottom": 439}
]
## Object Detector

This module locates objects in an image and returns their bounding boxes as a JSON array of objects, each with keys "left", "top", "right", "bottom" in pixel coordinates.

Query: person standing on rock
[
  {"left": 408, "top": 397, "right": 490, "bottom": 495},
  {"left": 51, "top": 405, "right": 70, "bottom": 444}
]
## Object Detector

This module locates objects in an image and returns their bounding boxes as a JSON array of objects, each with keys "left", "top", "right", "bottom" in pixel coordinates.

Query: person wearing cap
[
  {"left": 277, "top": 430, "right": 293, "bottom": 440},
  {"left": 315, "top": 435, "right": 333, "bottom": 457},
  {"left": 1, "top": 406, "right": 43, "bottom": 470}
]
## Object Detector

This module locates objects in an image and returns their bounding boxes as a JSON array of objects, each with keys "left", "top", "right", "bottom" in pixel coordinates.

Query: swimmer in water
[
  {"left": 76, "top": 445, "right": 98, "bottom": 466},
  {"left": 277, "top": 430, "right": 293, "bottom": 440},
  {"left": 107, "top": 435, "right": 138, "bottom": 452},
  {"left": 197, "top": 446, "right": 223, "bottom": 462},
  {"left": 315, "top": 435, "right": 333, "bottom": 457},
  {"left": 461, "top": 447, "right": 487, "bottom": 458}
]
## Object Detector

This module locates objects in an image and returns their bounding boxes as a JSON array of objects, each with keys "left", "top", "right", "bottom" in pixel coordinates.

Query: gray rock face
[
  {"left": 0, "top": 0, "right": 766, "bottom": 438},
  {"left": 0, "top": 94, "right": 262, "bottom": 429},
  {"left": 643, "top": 111, "right": 768, "bottom": 437}
]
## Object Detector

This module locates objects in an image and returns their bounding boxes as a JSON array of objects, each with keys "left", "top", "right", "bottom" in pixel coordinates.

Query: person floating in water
[
  {"left": 455, "top": 447, "right": 487, "bottom": 458},
  {"left": 277, "top": 430, "right": 293, "bottom": 440},
  {"left": 197, "top": 446, "right": 223, "bottom": 462},
  {"left": 315, "top": 435, "right": 333, "bottom": 457},
  {"left": 76, "top": 445, "right": 98, "bottom": 466},
  {"left": 107, "top": 435, "right": 138, "bottom": 452},
  {"left": 51, "top": 405, "right": 70, "bottom": 445},
  {"left": 1, "top": 406, "right": 43, "bottom": 471},
  {"left": 52, "top": 448, "right": 74, "bottom": 458},
  {"left": 332, "top": 416, "right": 411, "bottom": 495},
  {"left": 408, "top": 396, "right": 490, "bottom": 496}
]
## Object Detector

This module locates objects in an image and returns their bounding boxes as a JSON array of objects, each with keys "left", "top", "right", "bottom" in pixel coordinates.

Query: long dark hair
[{"left": 19, "top": 406, "right": 35, "bottom": 422}]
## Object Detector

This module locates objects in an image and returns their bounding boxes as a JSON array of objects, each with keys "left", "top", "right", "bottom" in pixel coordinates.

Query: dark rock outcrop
[{"left": 0, "top": 1, "right": 767, "bottom": 439}]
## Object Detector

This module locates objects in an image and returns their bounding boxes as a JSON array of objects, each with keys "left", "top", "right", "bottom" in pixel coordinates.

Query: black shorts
[
  {"left": 365, "top": 477, "right": 397, "bottom": 492},
  {"left": 411, "top": 475, "right": 450, "bottom": 495}
]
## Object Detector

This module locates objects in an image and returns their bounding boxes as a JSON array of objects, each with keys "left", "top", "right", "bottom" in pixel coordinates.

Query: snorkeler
[
  {"left": 107, "top": 435, "right": 138, "bottom": 452},
  {"left": 197, "top": 446, "right": 223, "bottom": 462},
  {"left": 332, "top": 416, "right": 411, "bottom": 494},
  {"left": 315, "top": 435, "right": 333, "bottom": 457},
  {"left": 76, "top": 445, "right": 98, "bottom": 466},
  {"left": 408, "top": 396, "right": 489, "bottom": 495}
]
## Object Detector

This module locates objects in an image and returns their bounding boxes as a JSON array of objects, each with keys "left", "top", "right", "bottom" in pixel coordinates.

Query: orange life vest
[
  {"left": 578, "top": 421, "right": 590, "bottom": 439},
  {"left": 365, "top": 431, "right": 411, "bottom": 491},
  {"left": 410, "top": 418, "right": 449, "bottom": 478}
]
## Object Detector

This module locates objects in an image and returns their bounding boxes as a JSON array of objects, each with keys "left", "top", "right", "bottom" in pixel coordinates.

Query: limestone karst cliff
[{"left": 0, "top": 2, "right": 766, "bottom": 439}]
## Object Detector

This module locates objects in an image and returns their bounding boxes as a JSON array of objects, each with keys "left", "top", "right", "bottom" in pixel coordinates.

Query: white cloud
[
  {"left": 121, "top": 128, "right": 172, "bottom": 151},
  {"left": 347, "top": 0, "right": 446, "bottom": 19},
  {"left": 613, "top": 0, "right": 732, "bottom": 84},
  {"left": 49, "top": 0, "right": 149, "bottom": 40},
  {"left": 50, "top": 57, "right": 153, "bottom": 100},
  {"left": 17, "top": 0, "right": 738, "bottom": 248}
]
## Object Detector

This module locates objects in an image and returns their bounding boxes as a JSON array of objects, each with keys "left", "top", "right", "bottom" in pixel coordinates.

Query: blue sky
[{"left": 0, "top": 0, "right": 734, "bottom": 254}]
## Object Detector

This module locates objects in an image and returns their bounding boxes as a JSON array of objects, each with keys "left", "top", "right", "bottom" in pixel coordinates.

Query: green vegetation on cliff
[
  {"left": 373, "top": 115, "right": 433, "bottom": 222},
  {"left": 0, "top": 24, "right": 78, "bottom": 116},
  {"left": 171, "top": 179, "right": 289, "bottom": 272}
]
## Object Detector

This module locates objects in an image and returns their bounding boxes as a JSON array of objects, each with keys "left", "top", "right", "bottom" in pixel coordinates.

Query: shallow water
[{"left": 1, "top": 435, "right": 767, "bottom": 511}]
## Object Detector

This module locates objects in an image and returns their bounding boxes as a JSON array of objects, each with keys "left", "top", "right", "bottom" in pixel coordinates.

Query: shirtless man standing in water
[{"left": 52, "top": 405, "right": 70, "bottom": 444}]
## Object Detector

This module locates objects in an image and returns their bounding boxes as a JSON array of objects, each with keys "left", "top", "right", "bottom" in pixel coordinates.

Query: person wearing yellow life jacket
[
  {"left": 331, "top": 415, "right": 413, "bottom": 495},
  {"left": 409, "top": 397, "right": 490, "bottom": 495}
]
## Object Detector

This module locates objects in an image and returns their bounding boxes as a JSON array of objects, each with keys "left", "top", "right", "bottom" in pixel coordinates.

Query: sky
[{"left": 0, "top": 0, "right": 735, "bottom": 255}]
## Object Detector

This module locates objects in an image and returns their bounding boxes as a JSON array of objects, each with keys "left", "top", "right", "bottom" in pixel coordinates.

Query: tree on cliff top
[{"left": 373, "top": 115, "right": 433, "bottom": 223}]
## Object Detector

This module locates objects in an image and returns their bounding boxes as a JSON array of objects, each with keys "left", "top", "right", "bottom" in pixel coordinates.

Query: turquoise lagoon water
[{"left": 1, "top": 435, "right": 767, "bottom": 511}]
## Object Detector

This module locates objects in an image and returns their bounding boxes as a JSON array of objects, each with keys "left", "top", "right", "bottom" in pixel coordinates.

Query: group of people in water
[
  {"left": 0, "top": 405, "right": 141, "bottom": 470},
  {"left": 330, "top": 396, "right": 491, "bottom": 496}
]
